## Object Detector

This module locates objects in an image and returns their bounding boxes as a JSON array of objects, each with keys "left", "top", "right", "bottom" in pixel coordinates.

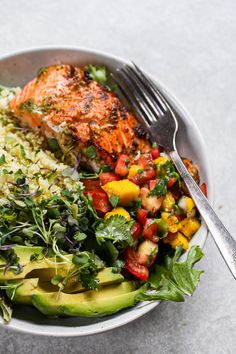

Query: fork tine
[
  {"left": 116, "top": 68, "right": 160, "bottom": 126},
  {"left": 118, "top": 67, "right": 162, "bottom": 125},
  {"left": 131, "top": 62, "right": 169, "bottom": 112},
  {"left": 125, "top": 64, "right": 166, "bottom": 117},
  {"left": 122, "top": 65, "right": 164, "bottom": 121},
  {"left": 111, "top": 72, "right": 152, "bottom": 128}
]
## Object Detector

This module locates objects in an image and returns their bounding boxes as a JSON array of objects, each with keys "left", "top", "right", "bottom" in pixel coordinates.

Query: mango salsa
[
  {"left": 161, "top": 212, "right": 181, "bottom": 233},
  {"left": 180, "top": 217, "right": 201, "bottom": 238},
  {"left": 163, "top": 232, "right": 189, "bottom": 250},
  {"left": 102, "top": 179, "right": 140, "bottom": 206},
  {"left": 105, "top": 207, "right": 131, "bottom": 221},
  {"left": 162, "top": 192, "right": 175, "bottom": 212},
  {"left": 128, "top": 165, "right": 143, "bottom": 179}
]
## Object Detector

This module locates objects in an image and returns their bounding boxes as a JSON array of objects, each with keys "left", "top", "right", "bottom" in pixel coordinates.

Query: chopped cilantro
[
  {"left": 148, "top": 178, "right": 168, "bottom": 198},
  {"left": 125, "top": 159, "right": 130, "bottom": 168},
  {"left": 109, "top": 195, "right": 120, "bottom": 208},
  {"left": 87, "top": 65, "right": 107, "bottom": 85},
  {"left": 112, "top": 259, "right": 125, "bottom": 273},
  {"left": 95, "top": 215, "right": 134, "bottom": 248}
]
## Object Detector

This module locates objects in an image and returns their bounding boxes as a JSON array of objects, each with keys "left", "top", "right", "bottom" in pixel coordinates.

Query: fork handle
[{"left": 170, "top": 149, "right": 236, "bottom": 279}]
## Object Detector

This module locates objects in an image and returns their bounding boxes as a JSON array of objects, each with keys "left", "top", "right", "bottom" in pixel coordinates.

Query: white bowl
[{"left": 0, "top": 47, "right": 212, "bottom": 336}]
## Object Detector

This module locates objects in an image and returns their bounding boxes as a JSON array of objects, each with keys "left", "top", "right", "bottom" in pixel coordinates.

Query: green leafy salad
[{"left": 0, "top": 66, "right": 204, "bottom": 323}]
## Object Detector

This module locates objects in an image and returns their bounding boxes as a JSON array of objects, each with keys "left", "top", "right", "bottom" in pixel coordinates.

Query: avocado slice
[
  {"left": 5, "top": 278, "right": 58, "bottom": 305},
  {"left": 6, "top": 268, "right": 124, "bottom": 305},
  {"left": 0, "top": 246, "right": 73, "bottom": 281},
  {"left": 63, "top": 268, "right": 124, "bottom": 293},
  {"left": 0, "top": 246, "right": 44, "bottom": 267},
  {"left": 32, "top": 282, "right": 143, "bottom": 317}
]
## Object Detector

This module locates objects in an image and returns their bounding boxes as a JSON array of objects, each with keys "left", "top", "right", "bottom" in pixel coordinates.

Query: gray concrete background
[{"left": 0, "top": 0, "right": 236, "bottom": 353}]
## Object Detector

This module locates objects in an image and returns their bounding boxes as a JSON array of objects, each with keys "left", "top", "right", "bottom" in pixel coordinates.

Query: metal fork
[{"left": 114, "top": 63, "right": 236, "bottom": 279}]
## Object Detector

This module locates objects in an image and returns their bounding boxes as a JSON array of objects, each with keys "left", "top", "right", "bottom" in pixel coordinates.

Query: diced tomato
[
  {"left": 142, "top": 219, "right": 159, "bottom": 242},
  {"left": 167, "top": 177, "right": 177, "bottom": 188},
  {"left": 151, "top": 148, "right": 160, "bottom": 160},
  {"left": 124, "top": 248, "right": 149, "bottom": 281},
  {"left": 115, "top": 155, "right": 130, "bottom": 177},
  {"left": 136, "top": 208, "right": 148, "bottom": 225},
  {"left": 82, "top": 179, "right": 101, "bottom": 191},
  {"left": 138, "top": 153, "right": 153, "bottom": 168},
  {"left": 99, "top": 172, "right": 120, "bottom": 185},
  {"left": 200, "top": 182, "right": 207, "bottom": 198},
  {"left": 129, "top": 168, "right": 156, "bottom": 186},
  {"left": 149, "top": 179, "right": 160, "bottom": 190},
  {"left": 131, "top": 222, "right": 141, "bottom": 242},
  {"left": 84, "top": 190, "right": 111, "bottom": 213},
  {"left": 137, "top": 240, "right": 158, "bottom": 267},
  {"left": 129, "top": 153, "right": 156, "bottom": 185}
]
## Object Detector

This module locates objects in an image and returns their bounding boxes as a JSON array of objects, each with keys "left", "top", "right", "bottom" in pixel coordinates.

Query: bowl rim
[{"left": 0, "top": 45, "right": 213, "bottom": 337}]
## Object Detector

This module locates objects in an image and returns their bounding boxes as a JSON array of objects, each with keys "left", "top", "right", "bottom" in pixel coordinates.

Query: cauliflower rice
[{"left": 0, "top": 86, "right": 82, "bottom": 204}]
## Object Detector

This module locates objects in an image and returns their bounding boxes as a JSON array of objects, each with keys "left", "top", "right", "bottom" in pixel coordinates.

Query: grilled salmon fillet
[{"left": 10, "top": 65, "right": 151, "bottom": 171}]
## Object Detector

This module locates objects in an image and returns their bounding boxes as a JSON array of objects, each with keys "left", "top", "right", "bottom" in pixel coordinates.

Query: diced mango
[
  {"left": 163, "top": 232, "right": 189, "bottom": 250},
  {"left": 105, "top": 207, "right": 131, "bottom": 221},
  {"left": 102, "top": 179, "right": 140, "bottom": 206},
  {"left": 180, "top": 217, "right": 201, "bottom": 238},
  {"left": 128, "top": 165, "right": 143, "bottom": 179},
  {"left": 161, "top": 212, "right": 181, "bottom": 233},
  {"left": 178, "top": 196, "right": 195, "bottom": 213},
  {"left": 154, "top": 156, "right": 169, "bottom": 166},
  {"left": 162, "top": 192, "right": 175, "bottom": 212}
]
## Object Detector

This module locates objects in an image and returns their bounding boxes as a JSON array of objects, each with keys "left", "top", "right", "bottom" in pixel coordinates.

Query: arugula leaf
[
  {"left": 137, "top": 246, "right": 204, "bottom": 302},
  {"left": 109, "top": 196, "right": 120, "bottom": 208},
  {"left": 0, "top": 291, "right": 12, "bottom": 323},
  {"left": 87, "top": 65, "right": 107, "bottom": 85},
  {"left": 95, "top": 215, "right": 134, "bottom": 248}
]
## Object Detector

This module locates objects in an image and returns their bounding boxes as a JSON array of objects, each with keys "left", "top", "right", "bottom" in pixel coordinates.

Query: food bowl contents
[{"left": 0, "top": 65, "right": 205, "bottom": 323}]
